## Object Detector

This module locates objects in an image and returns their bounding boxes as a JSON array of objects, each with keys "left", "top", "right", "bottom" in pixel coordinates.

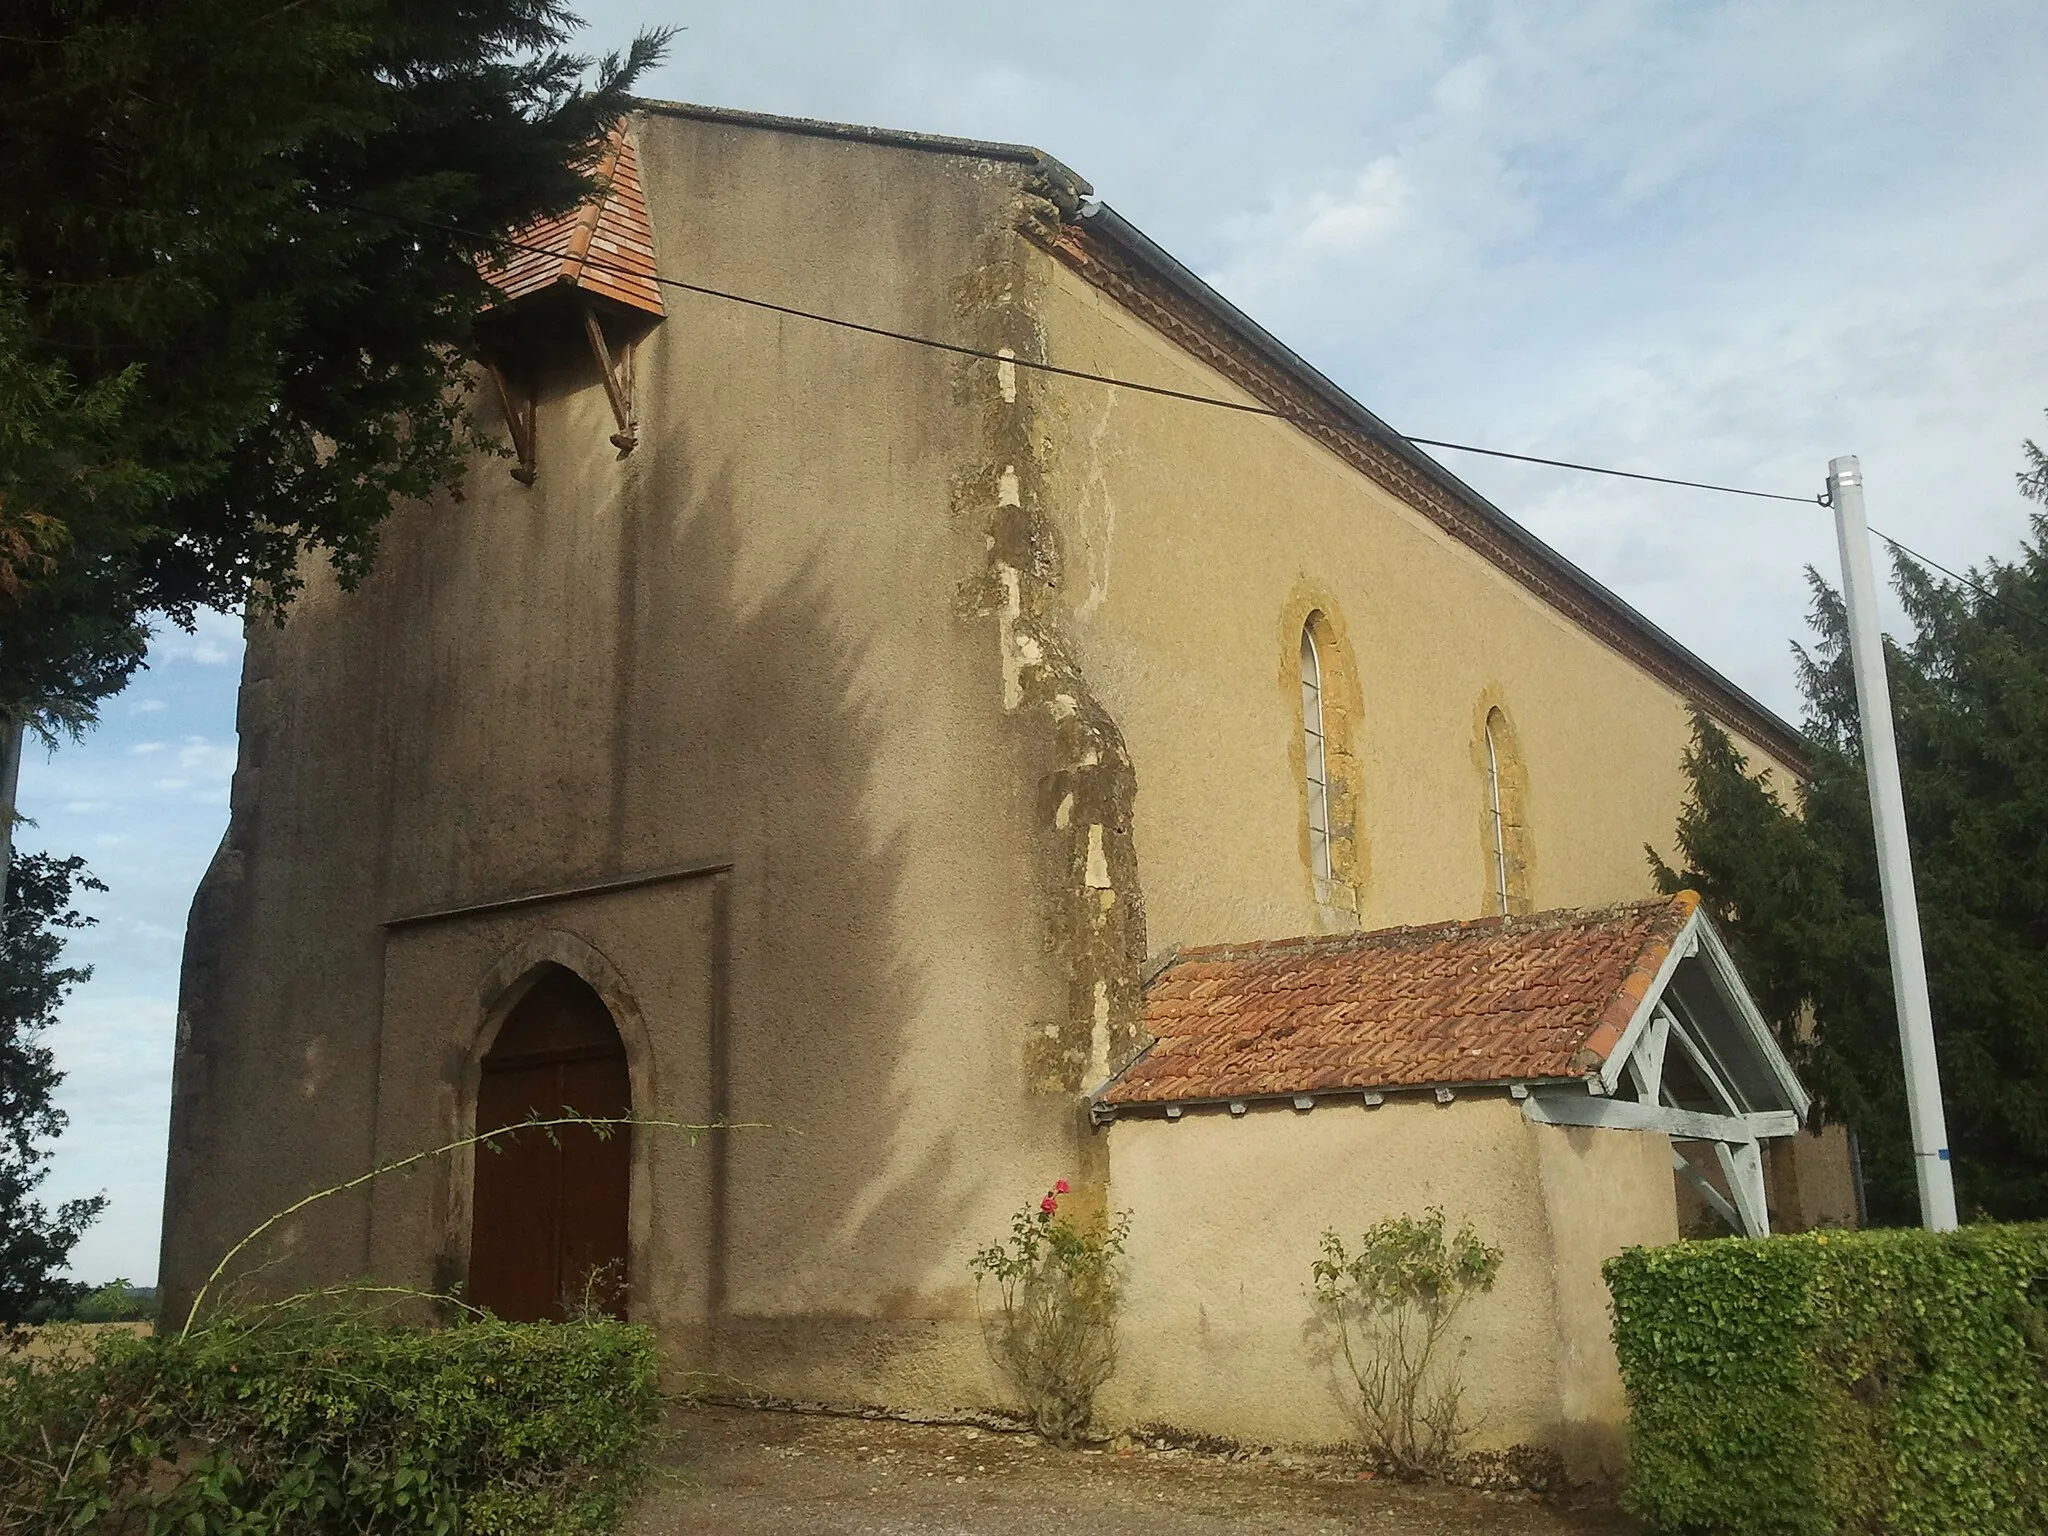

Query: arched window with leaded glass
[{"left": 1300, "top": 623, "right": 1334, "bottom": 884}]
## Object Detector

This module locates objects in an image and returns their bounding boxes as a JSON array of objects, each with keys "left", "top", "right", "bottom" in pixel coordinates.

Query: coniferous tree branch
[{"left": 0, "top": 2, "right": 674, "bottom": 734}]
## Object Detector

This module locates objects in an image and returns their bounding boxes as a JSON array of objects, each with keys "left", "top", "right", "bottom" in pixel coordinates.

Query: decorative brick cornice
[{"left": 1034, "top": 219, "right": 1809, "bottom": 776}]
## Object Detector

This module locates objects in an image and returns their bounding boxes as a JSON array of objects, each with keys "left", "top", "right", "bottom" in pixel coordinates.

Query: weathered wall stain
[
  {"left": 953, "top": 185, "right": 1148, "bottom": 1103},
  {"left": 1072, "top": 392, "right": 1120, "bottom": 623}
]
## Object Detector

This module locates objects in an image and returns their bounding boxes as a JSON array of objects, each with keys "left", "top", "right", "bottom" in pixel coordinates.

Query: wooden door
[{"left": 469, "top": 968, "right": 631, "bottom": 1322}]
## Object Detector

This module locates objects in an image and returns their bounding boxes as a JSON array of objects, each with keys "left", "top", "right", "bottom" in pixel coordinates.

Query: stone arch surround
[{"left": 453, "top": 929, "right": 663, "bottom": 1322}]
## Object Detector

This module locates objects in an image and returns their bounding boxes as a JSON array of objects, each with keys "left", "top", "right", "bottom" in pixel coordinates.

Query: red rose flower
[
  {"left": 1055, "top": 1179, "right": 1070, "bottom": 1194},
  {"left": 1040, "top": 1196, "right": 1058, "bottom": 1214}
]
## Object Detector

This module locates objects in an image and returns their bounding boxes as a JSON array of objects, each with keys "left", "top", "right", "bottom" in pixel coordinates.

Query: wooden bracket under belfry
[
  {"left": 486, "top": 361, "right": 537, "bottom": 485},
  {"left": 582, "top": 304, "right": 638, "bottom": 457}
]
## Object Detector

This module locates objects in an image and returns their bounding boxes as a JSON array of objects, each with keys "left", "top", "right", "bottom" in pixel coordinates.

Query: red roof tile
[
  {"left": 484, "top": 126, "right": 664, "bottom": 318},
  {"left": 1100, "top": 893, "right": 1699, "bottom": 1106}
]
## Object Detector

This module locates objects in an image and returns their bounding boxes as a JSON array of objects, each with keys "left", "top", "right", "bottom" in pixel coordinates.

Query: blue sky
[
  {"left": 21, "top": 611, "right": 242, "bottom": 1284},
  {"left": 23, "top": 0, "right": 2048, "bottom": 1282}
]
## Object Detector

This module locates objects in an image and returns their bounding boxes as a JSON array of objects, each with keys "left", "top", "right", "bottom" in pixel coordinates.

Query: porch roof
[{"left": 1101, "top": 891, "right": 1774, "bottom": 1107}]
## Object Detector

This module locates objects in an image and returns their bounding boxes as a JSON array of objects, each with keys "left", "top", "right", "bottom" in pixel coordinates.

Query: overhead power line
[
  {"left": 1865, "top": 527, "right": 2048, "bottom": 641},
  {"left": 344, "top": 200, "right": 2048, "bottom": 631},
  {"left": 1405, "top": 439, "right": 1816, "bottom": 505},
  {"left": 339, "top": 199, "right": 1822, "bottom": 506}
]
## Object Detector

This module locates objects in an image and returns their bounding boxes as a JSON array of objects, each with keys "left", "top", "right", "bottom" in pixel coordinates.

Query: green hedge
[
  {"left": 0, "top": 1306, "right": 661, "bottom": 1534},
  {"left": 1606, "top": 1224, "right": 2048, "bottom": 1535}
]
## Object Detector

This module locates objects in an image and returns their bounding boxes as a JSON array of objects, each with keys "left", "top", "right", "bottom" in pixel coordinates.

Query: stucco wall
[
  {"left": 161, "top": 112, "right": 1102, "bottom": 1407},
  {"left": 1531, "top": 1119, "right": 1680, "bottom": 1470},
  {"left": 1028, "top": 252, "right": 1801, "bottom": 953},
  {"left": 1104, "top": 1097, "right": 1673, "bottom": 1473}
]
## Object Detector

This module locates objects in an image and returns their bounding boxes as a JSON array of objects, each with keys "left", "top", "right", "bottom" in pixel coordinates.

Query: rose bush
[{"left": 969, "top": 1183, "right": 1128, "bottom": 1447}]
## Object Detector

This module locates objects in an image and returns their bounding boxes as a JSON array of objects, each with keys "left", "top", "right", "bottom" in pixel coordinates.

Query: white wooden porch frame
[{"left": 1521, "top": 912, "right": 1812, "bottom": 1239}]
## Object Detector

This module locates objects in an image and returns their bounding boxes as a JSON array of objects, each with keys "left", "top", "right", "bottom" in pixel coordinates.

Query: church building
[{"left": 162, "top": 102, "right": 1854, "bottom": 1475}]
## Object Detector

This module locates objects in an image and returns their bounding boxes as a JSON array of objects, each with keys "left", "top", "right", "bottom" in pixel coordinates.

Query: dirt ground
[{"left": 628, "top": 1405, "right": 1641, "bottom": 1536}]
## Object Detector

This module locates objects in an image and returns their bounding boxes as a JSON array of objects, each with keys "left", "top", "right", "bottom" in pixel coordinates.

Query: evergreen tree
[
  {"left": 0, "top": 851, "right": 105, "bottom": 1326},
  {"left": 1656, "top": 421, "right": 2048, "bottom": 1223},
  {"left": 1, "top": 2, "right": 670, "bottom": 735}
]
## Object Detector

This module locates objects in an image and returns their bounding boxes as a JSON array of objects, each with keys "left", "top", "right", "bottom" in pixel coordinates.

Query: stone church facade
[{"left": 162, "top": 102, "right": 1851, "bottom": 1472}]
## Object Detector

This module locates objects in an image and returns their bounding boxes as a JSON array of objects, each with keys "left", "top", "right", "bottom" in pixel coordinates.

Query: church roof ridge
[
  {"left": 634, "top": 97, "right": 1091, "bottom": 195},
  {"left": 1058, "top": 203, "right": 1806, "bottom": 770}
]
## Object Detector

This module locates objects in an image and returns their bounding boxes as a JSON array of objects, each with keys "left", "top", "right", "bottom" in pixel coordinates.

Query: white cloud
[
  {"left": 178, "top": 737, "right": 233, "bottom": 766},
  {"left": 1430, "top": 53, "right": 1495, "bottom": 117},
  {"left": 151, "top": 609, "right": 244, "bottom": 668},
  {"left": 1290, "top": 159, "right": 1412, "bottom": 256}
]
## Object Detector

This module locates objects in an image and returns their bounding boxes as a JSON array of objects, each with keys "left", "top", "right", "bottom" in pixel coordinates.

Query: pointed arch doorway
[{"left": 469, "top": 966, "right": 631, "bottom": 1321}]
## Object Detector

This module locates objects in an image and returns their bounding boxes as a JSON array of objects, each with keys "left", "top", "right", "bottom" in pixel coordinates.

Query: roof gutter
[{"left": 1092, "top": 1077, "right": 1583, "bottom": 1127}]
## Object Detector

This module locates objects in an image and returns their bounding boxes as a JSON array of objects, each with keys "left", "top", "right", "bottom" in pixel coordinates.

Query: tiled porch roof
[{"left": 1100, "top": 893, "right": 1699, "bottom": 1107}]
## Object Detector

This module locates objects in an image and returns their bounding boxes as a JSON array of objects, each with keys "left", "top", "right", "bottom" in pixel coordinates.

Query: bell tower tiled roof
[{"left": 486, "top": 125, "right": 663, "bottom": 318}]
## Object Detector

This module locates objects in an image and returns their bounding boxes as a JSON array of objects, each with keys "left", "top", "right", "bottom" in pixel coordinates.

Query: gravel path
[{"left": 627, "top": 1405, "right": 1640, "bottom": 1536}]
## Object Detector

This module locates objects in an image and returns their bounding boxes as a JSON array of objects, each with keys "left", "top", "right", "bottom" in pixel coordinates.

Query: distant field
[{"left": 13, "top": 1321, "right": 153, "bottom": 1362}]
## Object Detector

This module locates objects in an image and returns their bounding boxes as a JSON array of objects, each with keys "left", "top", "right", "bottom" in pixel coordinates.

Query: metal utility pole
[{"left": 1828, "top": 455, "right": 1958, "bottom": 1231}]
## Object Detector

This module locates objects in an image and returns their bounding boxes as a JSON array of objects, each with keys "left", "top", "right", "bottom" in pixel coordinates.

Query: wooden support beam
[
  {"left": 1656, "top": 991, "right": 1760, "bottom": 1122},
  {"left": 1522, "top": 1093, "right": 1798, "bottom": 1143},
  {"left": 583, "top": 305, "right": 638, "bottom": 457},
  {"left": 1672, "top": 1147, "right": 1744, "bottom": 1234},
  {"left": 1626, "top": 1007, "right": 1672, "bottom": 1103},
  {"left": 485, "top": 361, "right": 537, "bottom": 485},
  {"left": 1597, "top": 908, "right": 1700, "bottom": 1094},
  {"left": 1697, "top": 918, "right": 1813, "bottom": 1117},
  {"left": 1714, "top": 1138, "right": 1772, "bottom": 1237}
]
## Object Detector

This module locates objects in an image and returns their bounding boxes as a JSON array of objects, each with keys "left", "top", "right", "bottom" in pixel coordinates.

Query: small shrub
[
  {"left": 66, "top": 1278, "right": 157, "bottom": 1324},
  {"left": 1606, "top": 1223, "right": 2048, "bottom": 1536},
  {"left": 969, "top": 1180, "right": 1128, "bottom": 1446},
  {"left": 1312, "top": 1207, "right": 1503, "bottom": 1478},
  {"left": 0, "top": 1298, "right": 661, "bottom": 1534}
]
